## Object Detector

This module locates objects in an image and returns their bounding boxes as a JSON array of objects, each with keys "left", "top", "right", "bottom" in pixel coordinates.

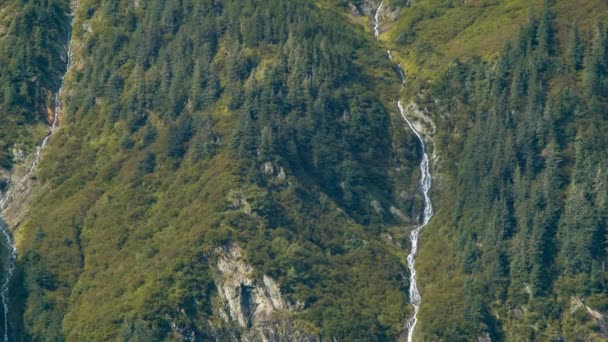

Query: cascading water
[
  {"left": 396, "top": 62, "right": 406, "bottom": 86},
  {"left": 373, "top": 3, "right": 434, "bottom": 341},
  {"left": 0, "top": 11, "right": 73, "bottom": 341},
  {"left": 0, "top": 218, "right": 16, "bottom": 342},
  {"left": 373, "top": 1, "right": 383, "bottom": 38},
  {"left": 387, "top": 50, "right": 406, "bottom": 85},
  {"left": 26, "top": 14, "right": 74, "bottom": 178},
  {"left": 398, "top": 101, "right": 433, "bottom": 342}
]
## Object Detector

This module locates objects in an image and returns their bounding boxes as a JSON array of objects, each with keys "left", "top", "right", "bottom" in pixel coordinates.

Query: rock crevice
[{"left": 213, "top": 243, "right": 315, "bottom": 342}]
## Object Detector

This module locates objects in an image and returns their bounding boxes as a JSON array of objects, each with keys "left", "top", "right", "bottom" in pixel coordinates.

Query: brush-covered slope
[
  {"left": 0, "top": 0, "right": 70, "bottom": 169},
  {"left": 4, "top": 0, "right": 608, "bottom": 341},
  {"left": 7, "top": 0, "right": 425, "bottom": 340},
  {"left": 374, "top": 0, "right": 608, "bottom": 340}
]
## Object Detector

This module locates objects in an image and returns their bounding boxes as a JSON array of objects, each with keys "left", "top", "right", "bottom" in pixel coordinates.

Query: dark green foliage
[
  {"left": 420, "top": 6, "right": 608, "bottom": 340},
  {"left": 0, "top": 0, "right": 71, "bottom": 167},
  {"left": 3, "top": 0, "right": 606, "bottom": 340},
  {"left": 142, "top": 124, "right": 158, "bottom": 147},
  {"left": 137, "top": 152, "right": 156, "bottom": 175},
  {"left": 9, "top": 0, "right": 410, "bottom": 340},
  {"left": 569, "top": 26, "right": 585, "bottom": 71},
  {"left": 221, "top": 0, "right": 394, "bottom": 222},
  {"left": 166, "top": 116, "right": 192, "bottom": 163}
]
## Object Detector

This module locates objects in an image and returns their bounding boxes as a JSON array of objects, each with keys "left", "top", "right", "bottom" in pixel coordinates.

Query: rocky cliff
[{"left": 211, "top": 243, "right": 315, "bottom": 342}]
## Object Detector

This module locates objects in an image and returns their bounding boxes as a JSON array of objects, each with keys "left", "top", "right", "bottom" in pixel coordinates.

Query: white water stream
[
  {"left": 398, "top": 100, "right": 433, "bottom": 342},
  {"left": 374, "top": 3, "right": 434, "bottom": 341},
  {"left": 373, "top": 1, "right": 383, "bottom": 38},
  {"left": 0, "top": 220, "right": 15, "bottom": 342},
  {"left": 386, "top": 50, "right": 406, "bottom": 86},
  {"left": 0, "top": 12, "right": 73, "bottom": 341},
  {"left": 26, "top": 16, "right": 74, "bottom": 178}
]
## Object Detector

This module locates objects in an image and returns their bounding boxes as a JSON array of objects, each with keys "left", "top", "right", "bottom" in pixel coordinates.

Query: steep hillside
[
  {"left": 1, "top": 0, "right": 608, "bottom": 341},
  {"left": 414, "top": 9, "right": 608, "bottom": 339},
  {"left": 0, "top": 0, "right": 71, "bottom": 168},
  {"left": 3, "top": 0, "right": 424, "bottom": 340},
  {"left": 375, "top": 0, "right": 608, "bottom": 340}
]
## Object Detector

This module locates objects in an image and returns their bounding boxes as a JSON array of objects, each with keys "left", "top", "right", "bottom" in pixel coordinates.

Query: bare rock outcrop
[
  {"left": 212, "top": 243, "right": 316, "bottom": 342},
  {"left": 570, "top": 297, "right": 608, "bottom": 338}
]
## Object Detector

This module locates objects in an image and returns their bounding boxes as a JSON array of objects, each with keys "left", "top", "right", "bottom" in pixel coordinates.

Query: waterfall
[
  {"left": 387, "top": 49, "right": 406, "bottom": 85},
  {"left": 397, "top": 62, "right": 406, "bottom": 86},
  {"left": 373, "top": 1, "right": 383, "bottom": 38},
  {"left": 374, "top": 4, "right": 434, "bottom": 342},
  {"left": 0, "top": 11, "right": 74, "bottom": 341},
  {"left": 398, "top": 101, "right": 433, "bottom": 342},
  {"left": 26, "top": 14, "right": 74, "bottom": 178},
  {"left": 0, "top": 217, "right": 16, "bottom": 342}
]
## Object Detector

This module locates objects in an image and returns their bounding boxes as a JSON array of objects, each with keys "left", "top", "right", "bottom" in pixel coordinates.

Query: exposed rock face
[
  {"left": 370, "top": 199, "right": 383, "bottom": 214},
  {"left": 477, "top": 332, "right": 492, "bottom": 342},
  {"left": 227, "top": 190, "right": 253, "bottom": 214},
  {"left": 390, "top": 205, "right": 409, "bottom": 222},
  {"left": 401, "top": 101, "right": 439, "bottom": 166},
  {"left": 11, "top": 148, "right": 25, "bottom": 163},
  {"left": 570, "top": 297, "right": 608, "bottom": 338},
  {"left": 401, "top": 101, "right": 436, "bottom": 144},
  {"left": 0, "top": 0, "right": 81, "bottom": 235},
  {"left": 213, "top": 243, "right": 316, "bottom": 342},
  {"left": 359, "top": 0, "right": 403, "bottom": 23},
  {"left": 215, "top": 244, "right": 288, "bottom": 328},
  {"left": 348, "top": 3, "right": 360, "bottom": 16},
  {"left": 358, "top": 0, "right": 380, "bottom": 17},
  {"left": 0, "top": 153, "right": 41, "bottom": 233},
  {"left": 261, "top": 161, "right": 287, "bottom": 185},
  {"left": 169, "top": 320, "right": 197, "bottom": 342}
]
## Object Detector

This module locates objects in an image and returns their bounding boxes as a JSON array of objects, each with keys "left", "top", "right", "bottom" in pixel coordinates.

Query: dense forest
[
  {"left": 416, "top": 5, "right": 608, "bottom": 340},
  {"left": 3, "top": 0, "right": 421, "bottom": 340},
  {"left": 1, "top": 0, "right": 608, "bottom": 341},
  {"left": 0, "top": 0, "right": 71, "bottom": 168}
]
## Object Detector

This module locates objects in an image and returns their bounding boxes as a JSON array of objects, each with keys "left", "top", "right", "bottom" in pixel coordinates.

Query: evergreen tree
[{"left": 568, "top": 26, "right": 585, "bottom": 71}]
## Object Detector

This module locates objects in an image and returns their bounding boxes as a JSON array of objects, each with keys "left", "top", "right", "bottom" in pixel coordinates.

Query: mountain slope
[
  {"left": 4, "top": 0, "right": 424, "bottom": 340},
  {"left": 1, "top": 0, "right": 608, "bottom": 341},
  {"left": 375, "top": 1, "right": 608, "bottom": 340},
  {"left": 0, "top": 0, "right": 71, "bottom": 168}
]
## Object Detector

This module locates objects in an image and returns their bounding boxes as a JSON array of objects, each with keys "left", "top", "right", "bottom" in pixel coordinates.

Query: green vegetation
[
  {"left": 414, "top": 3, "right": 608, "bottom": 340},
  {"left": 2, "top": 0, "right": 608, "bottom": 340},
  {"left": 0, "top": 0, "right": 71, "bottom": 168},
  {"left": 383, "top": 0, "right": 546, "bottom": 91},
  {"left": 7, "top": 0, "right": 422, "bottom": 340},
  {"left": 378, "top": 0, "right": 608, "bottom": 99}
]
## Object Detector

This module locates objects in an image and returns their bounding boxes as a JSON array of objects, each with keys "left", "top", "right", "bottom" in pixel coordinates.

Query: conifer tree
[{"left": 569, "top": 26, "right": 585, "bottom": 71}]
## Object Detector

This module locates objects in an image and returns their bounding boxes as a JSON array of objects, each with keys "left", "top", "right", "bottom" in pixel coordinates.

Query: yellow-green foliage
[
  {"left": 408, "top": 1, "right": 608, "bottom": 340},
  {"left": 0, "top": 0, "right": 71, "bottom": 167},
  {"left": 383, "top": 0, "right": 543, "bottom": 80},
  {"left": 9, "top": 0, "right": 419, "bottom": 340},
  {"left": 7, "top": 0, "right": 608, "bottom": 341}
]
